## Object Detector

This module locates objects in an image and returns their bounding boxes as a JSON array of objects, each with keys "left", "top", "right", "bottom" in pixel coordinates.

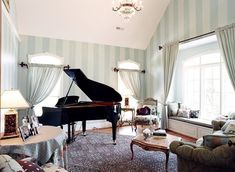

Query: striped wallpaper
[
  {"left": 18, "top": 35, "right": 146, "bottom": 100},
  {"left": 145, "top": 0, "right": 235, "bottom": 101},
  {"left": 1, "top": 2, "right": 19, "bottom": 91},
  {"left": 1, "top": 2, "right": 19, "bottom": 131},
  {"left": 3, "top": 0, "right": 235, "bottom": 122}
]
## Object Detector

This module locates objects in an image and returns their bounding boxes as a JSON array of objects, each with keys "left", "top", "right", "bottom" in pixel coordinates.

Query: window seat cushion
[{"left": 169, "top": 116, "right": 212, "bottom": 128}]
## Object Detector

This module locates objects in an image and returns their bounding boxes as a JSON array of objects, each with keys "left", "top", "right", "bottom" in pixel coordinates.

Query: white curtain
[
  {"left": 161, "top": 42, "right": 179, "bottom": 129},
  {"left": 216, "top": 23, "right": 235, "bottom": 90},
  {"left": 119, "top": 71, "right": 141, "bottom": 100},
  {"left": 26, "top": 64, "right": 63, "bottom": 115}
]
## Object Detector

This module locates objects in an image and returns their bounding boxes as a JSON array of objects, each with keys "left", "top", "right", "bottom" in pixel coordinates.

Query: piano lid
[{"left": 64, "top": 69, "right": 122, "bottom": 102}]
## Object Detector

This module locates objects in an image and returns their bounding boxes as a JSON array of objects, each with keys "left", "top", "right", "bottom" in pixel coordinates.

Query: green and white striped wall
[
  {"left": 145, "top": 0, "right": 235, "bottom": 101},
  {"left": 1, "top": 4, "right": 19, "bottom": 91},
  {"left": 18, "top": 35, "right": 145, "bottom": 100}
]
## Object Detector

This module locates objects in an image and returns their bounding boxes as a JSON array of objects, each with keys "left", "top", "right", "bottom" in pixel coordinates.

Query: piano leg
[
  {"left": 67, "top": 123, "right": 71, "bottom": 144},
  {"left": 72, "top": 122, "right": 75, "bottom": 140},
  {"left": 112, "top": 122, "right": 117, "bottom": 145},
  {"left": 66, "top": 122, "right": 76, "bottom": 144},
  {"left": 82, "top": 121, "right": 86, "bottom": 136}
]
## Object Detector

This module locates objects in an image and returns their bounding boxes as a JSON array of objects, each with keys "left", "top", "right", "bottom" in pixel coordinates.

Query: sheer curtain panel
[
  {"left": 26, "top": 64, "right": 63, "bottom": 115},
  {"left": 119, "top": 71, "right": 141, "bottom": 100},
  {"left": 216, "top": 23, "right": 235, "bottom": 90},
  {"left": 161, "top": 42, "right": 179, "bottom": 129}
]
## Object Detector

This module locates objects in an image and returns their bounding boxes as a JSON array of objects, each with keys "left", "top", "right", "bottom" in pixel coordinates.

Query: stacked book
[{"left": 153, "top": 129, "right": 167, "bottom": 137}]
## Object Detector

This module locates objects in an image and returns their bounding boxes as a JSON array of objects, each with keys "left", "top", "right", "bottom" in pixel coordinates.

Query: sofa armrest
[
  {"left": 211, "top": 120, "right": 226, "bottom": 131},
  {"left": 170, "top": 140, "right": 235, "bottom": 169},
  {"left": 170, "top": 140, "right": 198, "bottom": 160},
  {"left": 170, "top": 140, "right": 197, "bottom": 153}
]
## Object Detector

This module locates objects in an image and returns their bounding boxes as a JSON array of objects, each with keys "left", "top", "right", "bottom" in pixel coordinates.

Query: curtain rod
[
  {"left": 158, "top": 31, "right": 215, "bottom": 50},
  {"left": 113, "top": 67, "right": 145, "bottom": 73},
  {"left": 19, "top": 62, "right": 70, "bottom": 69}
]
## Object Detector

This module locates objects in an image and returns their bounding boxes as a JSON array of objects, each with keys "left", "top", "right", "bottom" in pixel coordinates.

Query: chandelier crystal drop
[{"left": 112, "top": 0, "right": 143, "bottom": 20}]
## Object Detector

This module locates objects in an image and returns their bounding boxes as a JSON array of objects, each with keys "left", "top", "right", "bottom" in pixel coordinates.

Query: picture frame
[
  {"left": 2, "top": 113, "right": 18, "bottom": 138},
  {"left": 18, "top": 126, "right": 30, "bottom": 141},
  {"left": 30, "top": 115, "right": 39, "bottom": 135},
  {"left": 31, "top": 115, "right": 39, "bottom": 128},
  {"left": 2, "top": 0, "right": 10, "bottom": 12}
]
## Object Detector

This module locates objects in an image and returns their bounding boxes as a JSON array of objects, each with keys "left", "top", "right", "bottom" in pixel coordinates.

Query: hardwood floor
[{"left": 91, "top": 125, "right": 197, "bottom": 143}]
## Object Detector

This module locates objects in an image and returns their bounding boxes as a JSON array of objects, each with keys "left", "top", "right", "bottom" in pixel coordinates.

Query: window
[
  {"left": 28, "top": 53, "right": 63, "bottom": 116},
  {"left": 118, "top": 60, "right": 140, "bottom": 107},
  {"left": 174, "top": 35, "right": 235, "bottom": 120},
  {"left": 118, "top": 60, "right": 140, "bottom": 121}
]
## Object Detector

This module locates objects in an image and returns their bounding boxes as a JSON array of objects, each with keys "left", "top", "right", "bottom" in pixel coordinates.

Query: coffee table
[{"left": 130, "top": 133, "right": 181, "bottom": 170}]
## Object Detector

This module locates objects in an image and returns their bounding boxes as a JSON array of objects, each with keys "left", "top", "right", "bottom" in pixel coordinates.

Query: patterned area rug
[{"left": 67, "top": 131, "right": 177, "bottom": 172}]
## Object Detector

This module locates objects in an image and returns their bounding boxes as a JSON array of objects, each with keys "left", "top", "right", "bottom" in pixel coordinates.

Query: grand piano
[{"left": 38, "top": 69, "right": 122, "bottom": 144}]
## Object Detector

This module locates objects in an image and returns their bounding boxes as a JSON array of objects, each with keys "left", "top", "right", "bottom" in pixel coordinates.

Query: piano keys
[{"left": 38, "top": 69, "right": 122, "bottom": 144}]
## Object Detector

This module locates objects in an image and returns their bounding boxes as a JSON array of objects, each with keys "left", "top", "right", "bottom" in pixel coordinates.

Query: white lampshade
[{"left": 1, "top": 90, "right": 30, "bottom": 109}]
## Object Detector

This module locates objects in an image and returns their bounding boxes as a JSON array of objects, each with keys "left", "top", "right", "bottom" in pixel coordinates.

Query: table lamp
[{"left": 0, "top": 89, "right": 29, "bottom": 138}]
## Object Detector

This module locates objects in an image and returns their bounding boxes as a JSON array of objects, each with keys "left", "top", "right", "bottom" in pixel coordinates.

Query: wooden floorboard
[{"left": 91, "top": 125, "right": 197, "bottom": 143}]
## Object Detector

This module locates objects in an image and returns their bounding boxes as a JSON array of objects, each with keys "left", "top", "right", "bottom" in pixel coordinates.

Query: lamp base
[
  {"left": 1, "top": 133, "right": 19, "bottom": 139},
  {"left": 1, "top": 110, "right": 19, "bottom": 139}
]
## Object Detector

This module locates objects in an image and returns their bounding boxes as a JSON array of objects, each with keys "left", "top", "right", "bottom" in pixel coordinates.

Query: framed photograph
[
  {"left": 31, "top": 115, "right": 39, "bottom": 128},
  {"left": 19, "top": 126, "right": 30, "bottom": 141},
  {"left": 2, "top": 0, "right": 10, "bottom": 12},
  {"left": 30, "top": 115, "right": 39, "bottom": 135},
  {"left": 2, "top": 113, "right": 18, "bottom": 138}
]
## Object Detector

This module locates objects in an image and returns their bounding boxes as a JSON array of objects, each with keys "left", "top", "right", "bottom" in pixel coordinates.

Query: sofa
[
  {"left": 0, "top": 154, "right": 67, "bottom": 172},
  {"left": 170, "top": 119, "right": 235, "bottom": 172}
]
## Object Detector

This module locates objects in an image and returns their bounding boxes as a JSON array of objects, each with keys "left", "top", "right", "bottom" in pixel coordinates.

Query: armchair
[
  {"left": 170, "top": 120, "right": 235, "bottom": 172},
  {"left": 134, "top": 98, "right": 159, "bottom": 131}
]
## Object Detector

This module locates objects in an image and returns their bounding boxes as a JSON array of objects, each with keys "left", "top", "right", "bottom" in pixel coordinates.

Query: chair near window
[{"left": 134, "top": 98, "right": 159, "bottom": 132}]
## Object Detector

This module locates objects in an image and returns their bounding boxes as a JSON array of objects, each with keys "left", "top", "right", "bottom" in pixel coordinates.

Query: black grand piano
[{"left": 38, "top": 69, "right": 122, "bottom": 144}]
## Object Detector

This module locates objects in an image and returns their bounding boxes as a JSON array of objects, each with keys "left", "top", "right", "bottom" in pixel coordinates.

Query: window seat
[
  {"left": 169, "top": 116, "right": 212, "bottom": 128},
  {"left": 168, "top": 117, "right": 213, "bottom": 138}
]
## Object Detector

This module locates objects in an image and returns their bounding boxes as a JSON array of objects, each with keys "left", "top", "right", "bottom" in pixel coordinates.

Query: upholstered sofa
[
  {"left": 170, "top": 120, "right": 235, "bottom": 172},
  {"left": 0, "top": 154, "right": 67, "bottom": 172}
]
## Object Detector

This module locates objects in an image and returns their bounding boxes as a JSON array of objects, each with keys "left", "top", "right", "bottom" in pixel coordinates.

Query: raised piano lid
[{"left": 64, "top": 69, "right": 122, "bottom": 102}]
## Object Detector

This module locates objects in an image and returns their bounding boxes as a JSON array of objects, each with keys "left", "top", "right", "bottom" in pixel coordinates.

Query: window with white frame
[
  {"left": 118, "top": 60, "right": 140, "bottom": 108},
  {"left": 28, "top": 53, "right": 63, "bottom": 116},
  {"left": 174, "top": 35, "right": 235, "bottom": 120}
]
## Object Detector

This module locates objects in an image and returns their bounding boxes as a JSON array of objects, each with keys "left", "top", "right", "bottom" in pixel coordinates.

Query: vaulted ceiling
[{"left": 15, "top": 0, "right": 170, "bottom": 50}]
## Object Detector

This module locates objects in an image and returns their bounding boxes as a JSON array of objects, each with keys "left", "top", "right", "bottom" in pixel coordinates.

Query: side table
[
  {"left": 120, "top": 107, "right": 135, "bottom": 128},
  {"left": 0, "top": 126, "right": 68, "bottom": 169}
]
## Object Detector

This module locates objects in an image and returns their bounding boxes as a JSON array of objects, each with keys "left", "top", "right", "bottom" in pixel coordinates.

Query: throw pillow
[
  {"left": 17, "top": 160, "right": 45, "bottom": 172},
  {"left": 167, "top": 102, "right": 179, "bottom": 116},
  {"left": 177, "top": 108, "right": 190, "bottom": 118},
  {"left": 189, "top": 110, "right": 199, "bottom": 118},
  {"left": 224, "top": 123, "right": 235, "bottom": 134},
  {"left": 203, "top": 135, "right": 235, "bottom": 149},
  {"left": 0, "top": 154, "right": 24, "bottom": 172},
  {"left": 144, "top": 105, "right": 157, "bottom": 115},
  {"left": 136, "top": 106, "right": 151, "bottom": 115},
  {"left": 228, "top": 112, "right": 235, "bottom": 119},
  {"left": 221, "top": 120, "right": 235, "bottom": 131}
]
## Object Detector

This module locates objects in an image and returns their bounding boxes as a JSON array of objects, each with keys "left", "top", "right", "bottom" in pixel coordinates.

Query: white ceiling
[{"left": 15, "top": 0, "right": 170, "bottom": 50}]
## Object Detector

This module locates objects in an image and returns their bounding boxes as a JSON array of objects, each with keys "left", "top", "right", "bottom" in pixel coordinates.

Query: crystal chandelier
[{"left": 112, "top": 0, "right": 143, "bottom": 20}]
